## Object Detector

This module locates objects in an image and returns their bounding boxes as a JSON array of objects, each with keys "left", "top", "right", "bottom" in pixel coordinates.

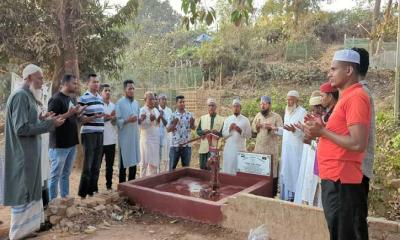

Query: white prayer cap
[
  {"left": 309, "top": 96, "right": 321, "bottom": 106},
  {"left": 332, "top": 49, "right": 360, "bottom": 64},
  {"left": 232, "top": 98, "right": 241, "bottom": 106},
  {"left": 158, "top": 93, "right": 167, "bottom": 99},
  {"left": 207, "top": 98, "right": 216, "bottom": 105},
  {"left": 287, "top": 90, "right": 299, "bottom": 98},
  {"left": 22, "top": 64, "right": 43, "bottom": 80},
  {"left": 144, "top": 91, "right": 154, "bottom": 99}
]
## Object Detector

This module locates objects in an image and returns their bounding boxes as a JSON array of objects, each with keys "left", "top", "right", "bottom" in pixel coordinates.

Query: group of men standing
[
  {"left": 197, "top": 47, "right": 375, "bottom": 240},
  {"left": 277, "top": 47, "right": 375, "bottom": 240},
  {"left": 2, "top": 46, "right": 374, "bottom": 240}
]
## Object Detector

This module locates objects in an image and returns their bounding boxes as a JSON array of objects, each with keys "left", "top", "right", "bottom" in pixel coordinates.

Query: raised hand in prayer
[
  {"left": 140, "top": 113, "right": 147, "bottom": 122},
  {"left": 293, "top": 121, "right": 304, "bottom": 132},
  {"left": 235, "top": 125, "right": 242, "bottom": 134},
  {"left": 263, "top": 123, "right": 274, "bottom": 130},
  {"left": 82, "top": 115, "right": 97, "bottom": 123},
  {"left": 303, "top": 134, "right": 312, "bottom": 144},
  {"left": 104, "top": 114, "right": 112, "bottom": 121},
  {"left": 52, "top": 115, "right": 65, "bottom": 127},
  {"left": 108, "top": 110, "right": 116, "bottom": 121},
  {"left": 230, "top": 123, "right": 242, "bottom": 134},
  {"left": 304, "top": 120, "right": 324, "bottom": 138},
  {"left": 150, "top": 113, "right": 156, "bottom": 122},
  {"left": 172, "top": 117, "right": 179, "bottom": 126},
  {"left": 304, "top": 114, "right": 323, "bottom": 126},
  {"left": 95, "top": 112, "right": 105, "bottom": 118},
  {"left": 39, "top": 111, "right": 55, "bottom": 121},
  {"left": 203, "top": 129, "right": 210, "bottom": 135},
  {"left": 168, "top": 117, "right": 179, "bottom": 132},
  {"left": 303, "top": 114, "right": 314, "bottom": 123},
  {"left": 189, "top": 117, "right": 195, "bottom": 128},
  {"left": 67, "top": 105, "right": 81, "bottom": 117},
  {"left": 77, "top": 105, "right": 88, "bottom": 116},
  {"left": 211, "top": 129, "right": 220, "bottom": 135},
  {"left": 283, "top": 124, "right": 296, "bottom": 133},
  {"left": 127, "top": 115, "right": 137, "bottom": 123}
]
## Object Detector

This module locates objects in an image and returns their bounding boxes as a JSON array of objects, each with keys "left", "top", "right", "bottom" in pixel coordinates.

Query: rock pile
[{"left": 45, "top": 191, "right": 142, "bottom": 235}]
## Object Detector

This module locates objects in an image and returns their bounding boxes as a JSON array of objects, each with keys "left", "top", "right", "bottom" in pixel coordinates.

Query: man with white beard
[
  {"left": 277, "top": 90, "right": 307, "bottom": 201},
  {"left": 3, "top": 64, "right": 65, "bottom": 239}
]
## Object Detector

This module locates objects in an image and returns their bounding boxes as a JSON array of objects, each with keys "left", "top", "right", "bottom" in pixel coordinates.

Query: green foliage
[
  {"left": 241, "top": 98, "right": 259, "bottom": 119},
  {"left": 240, "top": 86, "right": 309, "bottom": 120},
  {"left": 180, "top": 0, "right": 253, "bottom": 30},
  {"left": 118, "top": 0, "right": 205, "bottom": 89},
  {"left": 0, "top": 0, "right": 138, "bottom": 79},
  {"left": 181, "top": 0, "right": 217, "bottom": 30},
  {"left": 369, "top": 109, "right": 400, "bottom": 220}
]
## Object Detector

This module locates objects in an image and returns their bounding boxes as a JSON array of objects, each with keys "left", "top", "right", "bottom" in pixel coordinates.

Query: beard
[
  {"left": 29, "top": 84, "right": 43, "bottom": 103},
  {"left": 261, "top": 109, "right": 270, "bottom": 117},
  {"left": 285, "top": 105, "right": 296, "bottom": 115}
]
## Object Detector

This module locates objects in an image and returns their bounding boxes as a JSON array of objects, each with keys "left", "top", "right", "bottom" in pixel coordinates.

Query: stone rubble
[{"left": 45, "top": 191, "right": 142, "bottom": 235}]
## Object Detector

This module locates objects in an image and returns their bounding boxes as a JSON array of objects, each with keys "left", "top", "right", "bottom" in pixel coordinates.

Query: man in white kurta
[
  {"left": 277, "top": 90, "right": 307, "bottom": 201},
  {"left": 140, "top": 92, "right": 161, "bottom": 177},
  {"left": 222, "top": 99, "right": 252, "bottom": 175},
  {"left": 294, "top": 92, "right": 323, "bottom": 206},
  {"left": 158, "top": 94, "right": 173, "bottom": 172}
]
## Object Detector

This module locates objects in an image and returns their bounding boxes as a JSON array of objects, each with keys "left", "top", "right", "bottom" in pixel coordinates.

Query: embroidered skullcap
[
  {"left": 22, "top": 64, "right": 43, "bottom": 80},
  {"left": 332, "top": 49, "right": 360, "bottom": 64}
]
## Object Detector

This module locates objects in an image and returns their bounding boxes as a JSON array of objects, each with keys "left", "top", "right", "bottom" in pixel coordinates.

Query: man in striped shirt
[{"left": 78, "top": 73, "right": 105, "bottom": 199}]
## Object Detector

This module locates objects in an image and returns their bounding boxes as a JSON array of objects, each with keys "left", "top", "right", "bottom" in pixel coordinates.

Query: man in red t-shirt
[{"left": 304, "top": 49, "right": 371, "bottom": 240}]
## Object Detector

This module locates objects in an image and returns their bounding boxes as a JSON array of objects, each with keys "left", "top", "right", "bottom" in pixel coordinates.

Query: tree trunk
[
  {"left": 55, "top": 0, "right": 84, "bottom": 169},
  {"left": 293, "top": 0, "right": 300, "bottom": 27},
  {"left": 375, "top": 0, "right": 392, "bottom": 55},
  {"left": 374, "top": 0, "right": 382, "bottom": 21},
  {"left": 371, "top": 0, "right": 381, "bottom": 53},
  {"left": 51, "top": 52, "right": 65, "bottom": 94}
]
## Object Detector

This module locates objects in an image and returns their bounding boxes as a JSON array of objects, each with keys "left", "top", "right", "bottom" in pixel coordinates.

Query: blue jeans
[
  {"left": 169, "top": 147, "right": 191, "bottom": 171},
  {"left": 48, "top": 146, "right": 77, "bottom": 200}
]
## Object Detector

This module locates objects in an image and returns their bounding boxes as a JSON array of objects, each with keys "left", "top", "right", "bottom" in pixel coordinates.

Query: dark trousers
[
  {"left": 272, "top": 177, "right": 278, "bottom": 197},
  {"left": 321, "top": 180, "right": 369, "bottom": 240},
  {"left": 102, "top": 144, "right": 116, "bottom": 189},
  {"left": 362, "top": 175, "right": 370, "bottom": 197},
  {"left": 42, "top": 180, "right": 49, "bottom": 208},
  {"left": 169, "top": 147, "right": 192, "bottom": 171},
  {"left": 78, "top": 133, "right": 103, "bottom": 198},
  {"left": 199, "top": 153, "right": 211, "bottom": 170},
  {"left": 119, "top": 152, "right": 137, "bottom": 183}
]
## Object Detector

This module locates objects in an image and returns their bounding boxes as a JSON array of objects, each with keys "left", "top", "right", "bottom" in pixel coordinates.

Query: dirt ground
[
  {"left": 37, "top": 212, "right": 246, "bottom": 240},
  {"left": 0, "top": 145, "right": 247, "bottom": 240}
]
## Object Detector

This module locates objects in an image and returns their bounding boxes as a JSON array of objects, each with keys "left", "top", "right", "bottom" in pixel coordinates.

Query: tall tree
[
  {"left": 0, "top": 0, "right": 138, "bottom": 93},
  {"left": 375, "top": 0, "right": 393, "bottom": 55},
  {"left": 119, "top": 0, "right": 198, "bottom": 88}
]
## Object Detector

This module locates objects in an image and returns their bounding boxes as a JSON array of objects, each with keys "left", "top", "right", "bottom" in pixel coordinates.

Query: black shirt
[{"left": 48, "top": 92, "right": 79, "bottom": 148}]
